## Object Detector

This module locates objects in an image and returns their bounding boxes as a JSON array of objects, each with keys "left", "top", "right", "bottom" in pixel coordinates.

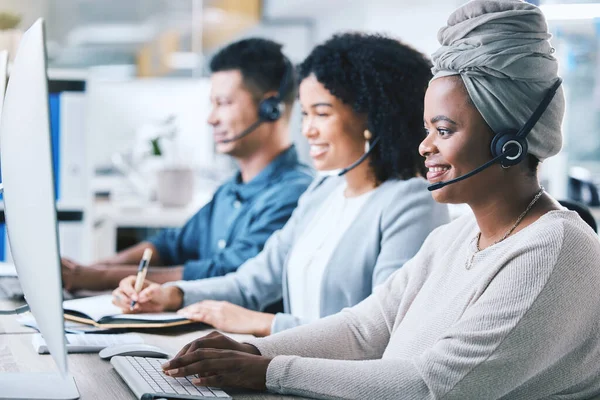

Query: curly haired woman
[{"left": 113, "top": 32, "right": 450, "bottom": 336}]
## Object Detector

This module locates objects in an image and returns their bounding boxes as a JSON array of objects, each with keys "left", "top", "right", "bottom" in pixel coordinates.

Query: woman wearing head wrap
[{"left": 157, "top": 2, "right": 600, "bottom": 399}]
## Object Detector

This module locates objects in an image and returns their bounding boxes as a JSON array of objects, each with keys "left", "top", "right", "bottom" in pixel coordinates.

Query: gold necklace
[{"left": 465, "top": 187, "right": 545, "bottom": 270}]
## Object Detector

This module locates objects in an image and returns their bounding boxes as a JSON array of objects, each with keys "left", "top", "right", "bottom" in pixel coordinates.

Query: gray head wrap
[{"left": 431, "top": 0, "right": 565, "bottom": 161}]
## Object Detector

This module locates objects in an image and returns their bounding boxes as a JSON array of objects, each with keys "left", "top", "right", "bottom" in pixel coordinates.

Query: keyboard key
[
  {"left": 182, "top": 381, "right": 203, "bottom": 395},
  {"left": 174, "top": 386, "right": 189, "bottom": 395},
  {"left": 119, "top": 356, "right": 231, "bottom": 398},
  {"left": 149, "top": 383, "right": 161, "bottom": 392},
  {"left": 159, "top": 384, "right": 175, "bottom": 393}
]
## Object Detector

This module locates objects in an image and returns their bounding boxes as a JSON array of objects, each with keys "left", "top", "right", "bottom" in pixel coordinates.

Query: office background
[{"left": 0, "top": 0, "right": 598, "bottom": 264}]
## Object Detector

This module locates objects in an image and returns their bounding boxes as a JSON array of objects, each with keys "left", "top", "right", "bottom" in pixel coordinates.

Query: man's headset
[
  {"left": 428, "top": 78, "right": 563, "bottom": 191},
  {"left": 218, "top": 58, "right": 294, "bottom": 144}
]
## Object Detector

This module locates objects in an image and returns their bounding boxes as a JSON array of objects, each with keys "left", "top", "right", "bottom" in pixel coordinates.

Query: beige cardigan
[{"left": 248, "top": 210, "right": 600, "bottom": 399}]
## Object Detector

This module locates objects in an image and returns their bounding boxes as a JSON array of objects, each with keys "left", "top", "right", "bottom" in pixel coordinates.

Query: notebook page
[
  {"left": 109, "top": 312, "right": 186, "bottom": 322},
  {"left": 64, "top": 294, "right": 187, "bottom": 322},
  {"left": 63, "top": 294, "right": 123, "bottom": 322}
]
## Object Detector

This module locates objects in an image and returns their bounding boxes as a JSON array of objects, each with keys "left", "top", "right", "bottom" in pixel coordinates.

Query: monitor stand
[{"left": 0, "top": 373, "right": 79, "bottom": 399}]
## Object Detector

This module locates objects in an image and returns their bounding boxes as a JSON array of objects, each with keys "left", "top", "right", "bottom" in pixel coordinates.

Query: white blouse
[{"left": 287, "top": 183, "right": 374, "bottom": 322}]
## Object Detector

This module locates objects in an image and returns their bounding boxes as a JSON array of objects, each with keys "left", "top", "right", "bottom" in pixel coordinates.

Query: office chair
[{"left": 558, "top": 199, "right": 598, "bottom": 233}]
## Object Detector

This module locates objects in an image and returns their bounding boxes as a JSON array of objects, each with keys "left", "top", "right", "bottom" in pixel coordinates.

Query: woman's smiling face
[
  {"left": 299, "top": 74, "right": 367, "bottom": 172},
  {"left": 420, "top": 76, "right": 498, "bottom": 204}
]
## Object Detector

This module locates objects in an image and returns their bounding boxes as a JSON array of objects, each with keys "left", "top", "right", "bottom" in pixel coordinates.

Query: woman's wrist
[
  {"left": 253, "top": 312, "right": 275, "bottom": 337},
  {"left": 240, "top": 343, "right": 262, "bottom": 356},
  {"left": 257, "top": 356, "right": 273, "bottom": 390},
  {"left": 164, "top": 286, "right": 184, "bottom": 311}
]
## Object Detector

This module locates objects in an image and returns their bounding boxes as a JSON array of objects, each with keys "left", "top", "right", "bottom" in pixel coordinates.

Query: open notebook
[{"left": 63, "top": 294, "right": 192, "bottom": 329}]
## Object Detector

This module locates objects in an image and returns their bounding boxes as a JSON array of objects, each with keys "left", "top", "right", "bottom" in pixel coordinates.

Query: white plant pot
[{"left": 156, "top": 167, "right": 195, "bottom": 208}]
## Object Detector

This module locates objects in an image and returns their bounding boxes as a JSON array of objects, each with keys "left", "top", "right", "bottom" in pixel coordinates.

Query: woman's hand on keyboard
[
  {"left": 171, "top": 331, "right": 261, "bottom": 358},
  {"left": 161, "top": 331, "right": 269, "bottom": 390}
]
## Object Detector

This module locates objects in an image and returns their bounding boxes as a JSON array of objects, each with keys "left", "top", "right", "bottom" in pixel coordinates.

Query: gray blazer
[{"left": 170, "top": 175, "right": 450, "bottom": 333}]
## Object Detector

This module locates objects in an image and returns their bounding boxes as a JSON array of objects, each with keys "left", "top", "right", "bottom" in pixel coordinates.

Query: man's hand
[
  {"left": 112, "top": 276, "right": 183, "bottom": 313},
  {"left": 61, "top": 258, "right": 107, "bottom": 292},
  {"left": 161, "top": 331, "right": 269, "bottom": 390},
  {"left": 178, "top": 300, "right": 275, "bottom": 337}
]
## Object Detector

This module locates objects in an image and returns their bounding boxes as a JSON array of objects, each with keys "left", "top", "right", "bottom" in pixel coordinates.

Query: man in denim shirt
[{"left": 62, "top": 38, "right": 314, "bottom": 291}]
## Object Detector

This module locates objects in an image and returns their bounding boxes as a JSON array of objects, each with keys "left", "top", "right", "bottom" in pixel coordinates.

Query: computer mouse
[{"left": 98, "top": 343, "right": 171, "bottom": 360}]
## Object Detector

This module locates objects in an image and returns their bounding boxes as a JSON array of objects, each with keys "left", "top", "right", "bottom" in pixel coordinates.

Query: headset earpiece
[
  {"left": 256, "top": 58, "right": 293, "bottom": 123},
  {"left": 258, "top": 96, "right": 285, "bottom": 122},
  {"left": 490, "top": 129, "right": 528, "bottom": 168}
]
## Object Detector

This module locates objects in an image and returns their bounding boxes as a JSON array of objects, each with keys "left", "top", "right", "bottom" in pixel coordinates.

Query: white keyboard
[
  {"left": 111, "top": 356, "right": 231, "bottom": 399},
  {"left": 0, "top": 276, "right": 74, "bottom": 300},
  {"left": 0, "top": 277, "right": 23, "bottom": 299},
  {"left": 33, "top": 333, "right": 144, "bottom": 353}
]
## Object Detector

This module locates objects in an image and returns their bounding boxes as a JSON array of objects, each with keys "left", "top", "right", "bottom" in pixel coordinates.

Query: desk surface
[{"left": 0, "top": 300, "right": 307, "bottom": 400}]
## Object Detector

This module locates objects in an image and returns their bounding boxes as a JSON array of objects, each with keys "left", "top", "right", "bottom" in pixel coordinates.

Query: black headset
[
  {"left": 258, "top": 58, "right": 293, "bottom": 122},
  {"left": 428, "top": 77, "right": 563, "bottom": 191},
  {"left": 490, "top": 77, "right": 563, "bottom": 168},
  {"left": 218, "top": 57, "right": 294, "bottom": 144}
]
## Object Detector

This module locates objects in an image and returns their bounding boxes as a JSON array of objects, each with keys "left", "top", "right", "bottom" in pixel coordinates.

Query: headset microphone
[
  {"left": 338, "top": 137, "right": 381, "bottom": 176},
  {"left": 427, "top": 147, "right": 518, "bottom": 191},
  {"left": 217, "top": 120, "right": 264, "bottom": 144},
  {"left": 427, "top": 78, "right": 563, "bottom": 192},
  {"left": 216, "top": 58, "right": 293, "bottom": 145}
]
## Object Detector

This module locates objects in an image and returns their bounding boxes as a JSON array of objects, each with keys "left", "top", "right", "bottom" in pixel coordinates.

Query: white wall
[
  {"left": 363, "top": 0, "right": 464, "bottom": 56},
  {"left": 312, "top": 0, "right": 465, "bottom": 56},
  {"left": 85, "top": 77, "right": 213, "bottom": 170},
  {"left": 311, "top": 0, "right": 367, "bottom": 45}
]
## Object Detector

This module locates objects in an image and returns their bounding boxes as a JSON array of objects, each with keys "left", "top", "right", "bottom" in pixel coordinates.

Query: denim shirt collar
[{"left": 227, "top": 145, "right": 300, "bottom": 202}]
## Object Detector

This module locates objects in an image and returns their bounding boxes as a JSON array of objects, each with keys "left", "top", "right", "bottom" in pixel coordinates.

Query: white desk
[{"left": 0, "top": 299, "right": 308, "bottom": 400}]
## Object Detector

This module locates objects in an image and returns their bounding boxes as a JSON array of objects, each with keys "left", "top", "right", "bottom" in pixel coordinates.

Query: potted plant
[{"left": 0, "top": 11, "right": 22, "bottom": 61}]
